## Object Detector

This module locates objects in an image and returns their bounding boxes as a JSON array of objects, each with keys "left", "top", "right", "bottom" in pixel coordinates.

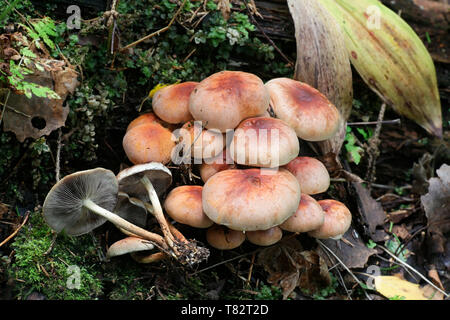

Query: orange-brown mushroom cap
[
  {"left": 126, "top": 113, "right": 161, "bottom": 132},
  {"left": 164, "top": 185, "right": 213, "bottom": 228},
  {"left": 179, "top": 121, "right": 225, "bottom": 160},
  {"left": 206, "top": 224, "right": 246, "bottom": 250},
  {"left": 265, "top": 78, "right": 341, "bottom": 141},
  {"left": 308, "top": 199, "right": 352, "bottom": 240},
  {"left": 230, "top": 117, "right": 299, "bottom": 168},
  {"left": 123, "top": 122, "right": 175, "bottom": 165},
  {"left": 200, "top": 150, "right": 236, "bottom": 183},
  {"left": 152, "top": 82, "right": 198, "bottom": 124},
  {"left": 202, "top": 168, "right": 301, "bottom": 231},
  {"left": 189, "top": 71, "right": 269, "bottom": 132},
  {"left": 246, "top": 226, "right": 283, "bottom": 246},
  {"left": 279, "top": 194, "right": 324, "bottom": 233},
  {"left": 284, "top": 157, "right": 330, "bottom": 195}
]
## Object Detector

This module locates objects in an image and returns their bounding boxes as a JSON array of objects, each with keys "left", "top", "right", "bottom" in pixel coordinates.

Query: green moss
[{"left": 9, "top": 211, "right": 103, "bottom": 299}]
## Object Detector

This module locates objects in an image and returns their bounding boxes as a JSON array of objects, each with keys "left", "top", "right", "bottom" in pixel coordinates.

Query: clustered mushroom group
[{"left": 42, "top": 71, "right": 352, "bottom": 266}]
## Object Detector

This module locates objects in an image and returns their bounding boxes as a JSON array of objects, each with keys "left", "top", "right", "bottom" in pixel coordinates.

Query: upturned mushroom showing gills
[
  {"left": 265, "top": 78, "right": 341, "bottom": 141},
  {"left": 116, "top": 163, "right": 175, "bottom": 247},
  {"left": 106, "top": 236, "right": 155, "bottom": 259},
  {"left": 122, "top": 121, "right": 175, "bottom": 165},
  {"left": 283, "top": 157, "right": 330, "bottom": 195},
  {"left": 229, "top": 117, "right": 299, "bottom": 168},
  {"left": 42, "top": 168, "right": 167, "bottom": 248},
  {"left": 164, "top": 185, "right": 213, "bottom": 228},
  {"left": 152, "top": 81, "right": 198, "bottom": 124},
  {"left": 246, "top": 226, "right": 283, "bottom": 246},
  {"left": 279, "top": 194, "right": 325, "bottom": 233},
  {"left": 206, "top": 224, "right": 246, "bottom": 250},
  {"left": 202, "top": 168, "right": 301, "bottom": 231},
  {"left": 189, "top": 71, "right": 270, "bottom": 132},
  {"left": 308, "top": 199, "right": 352, "bottom": 240}
]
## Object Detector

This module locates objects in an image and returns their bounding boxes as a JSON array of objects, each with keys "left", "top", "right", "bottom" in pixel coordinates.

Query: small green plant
[
  {"left": 344, "top": 126, "right": 364, "bottom": 165},
  {"left": 366, "top": 239, "right": 377, "bottom": 249},
  {"left": 0, "top": 17, "right": 60, "bottom": 99}
]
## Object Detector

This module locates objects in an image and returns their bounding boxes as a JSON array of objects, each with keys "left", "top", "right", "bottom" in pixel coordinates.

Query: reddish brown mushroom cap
[
  {"left": 202, "top": 168, "right": 301, "bottom": 231},
  {"left": 189, "top": 71, "right": 269, "bottom": 132},
  {"left": 152, "top": 82, "right": 198, "bottom": 124},
  {"left": 246, "top": 226, "right": 283, "bottom": 246},
  {"left": 284, "top": 157, "right": 330, "bottom": 195},
  {"left": 206, "top": 224, "right": 245, "bottom": 250},
  {"left": 230, "top": 117, "right": 299, "bottom": 168},
  {"left": 308, "top": 199, "right": 352, "bottom": 240},
  {"left": 123, "top": 122, "right": 175, "bottom": 165},
  {"left": 279, "top": 194, "right": 324, "bottom": 233},
  {"left": 164, "top": 185, "right": 213, "bottom": 228},
  {"left": 180, "top": 121, "right": 225, "bottom": 160},
  {"left": 265, "top": 78, "right": 341, "bottom": 141},
  {"left": 126, "top": 113, "right": 161, "bottom": 132},
  {"left": 200, "top": 151, "right": 236, "bottom": 183}
]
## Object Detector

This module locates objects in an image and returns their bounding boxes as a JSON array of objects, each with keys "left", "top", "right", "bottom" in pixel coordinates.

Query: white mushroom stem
[
  {"left": 82, "top": 199, "right": 168, "bottom": 250},
  {"left": 140, "top": 176, "right": 176, "bottom": 248}
]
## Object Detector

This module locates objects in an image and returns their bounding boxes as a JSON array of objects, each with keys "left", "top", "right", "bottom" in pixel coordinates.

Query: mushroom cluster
[{"left": 42, "top": 71, "right": 353, "bottom": 266}]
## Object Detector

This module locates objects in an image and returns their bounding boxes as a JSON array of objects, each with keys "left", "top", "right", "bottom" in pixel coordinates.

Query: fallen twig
[
  {"left": 119, "top": 0, "right": 188, "bottom": 52},
  {"left": 0, "top": 211, "right": 30, "bottom": 248},
  {"left": 378, "top": 245, "right": 449, "bottom": 298}
]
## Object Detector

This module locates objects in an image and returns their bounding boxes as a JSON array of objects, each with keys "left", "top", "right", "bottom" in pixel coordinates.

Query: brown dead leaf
[
  {"left": 318, "top": 226, "right": 378, "bottom": 269},
  {"left": 257, "top": 238, "right": 331, "bottom": 299},
  {"left": 421, "top": 164, "right": 450, "bottom": 254},
  {"left": 428, "top": 267, "right": 445, "bottom": 291},
  {"left": 353, "top": 182, "right": 387, "bottom": 242},
  {"left": 3, "top": 59, "right": 79, "bottom": 142}
]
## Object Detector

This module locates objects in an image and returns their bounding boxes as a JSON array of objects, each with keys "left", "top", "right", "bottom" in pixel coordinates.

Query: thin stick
[
  {"left": 366, "top": 103, "right": 386, "bottom": 191},
  {"left": 120, "top": 0, "right": 188, "bottom": 52},
  {"left": 317, "top": 239, "right": 372, "bottom": 300},
  {"left": 378, "top": 245, "right": 449, "bottom": 298},
  {"left": 243, "top": 0, "right": 294, "bottom": 67},
  {"left": 348, "top": 119, "right": 400, "bottom": 126},
  {"left": 0, "top": 211, "right": 30, "bottom": 248},
  {"left": 55, "top": 128, "right": 62, "bottom": 183},
  {"left": 189, "top": 248, "right": 263, "bottom": 276}
]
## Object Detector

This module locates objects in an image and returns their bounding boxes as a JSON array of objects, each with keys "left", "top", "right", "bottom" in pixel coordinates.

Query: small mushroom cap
[
  {"left": 122, "top": 122, "right": 175, "bottom": 165},
  {"left": 265, "top": 78, "right": 341, "bottom": 141},
  {"left": 180, "top": 121, "right": 225, "bottom": 160},
  {"left": 43, "top": 168, "right": 118, "bottom": 236},
  {"left": 308, "top": 199, "right": 352, "bottom": 240},
  {"left": 152, "top": 82, "right": 198, "bottom": 124},
  {"left": 279, "top": 194, "right": 325, "bottom": 233},
  {"left": 206, "top": 224, "right": 245, "bottom": 250},
  {"left": 202, "top": 168, "right": 301, "bottom": 231},
  {"left": 116, "top": 163, "right": 172, "bottom": 201},
  {"left": 113, "top": 192, "right": 148, "bottom": 229},
  {"left": 126, "top": 113, "right": 161, "bottom": 132},
  {"left": 230, "top": 117, "right": 299, "bottom": 168},
  {"left": 106, "top": 237, "right": 155, "bottom": 258},
  {"left": 200, "top": 151, "right": 236, "bottom": 183},
  {"left": 284, "top": 157, "right": 330, "bottom": 195},
  {"left": 164, "top": 185, "right": 213, "bottom": 228},
  {"left": 189, "top": 71, "right": 269, "bottom": 132},
  {"left": 246, "top": 226, "right": 283, "bottom": 246}
]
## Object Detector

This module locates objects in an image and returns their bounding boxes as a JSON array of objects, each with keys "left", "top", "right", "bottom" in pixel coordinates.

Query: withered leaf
[
  {"left": 257, "top": 238, "right": 331, "bottom": 299},
  {"left": 318, "top": 226, "right": 378, "bottom": 269},
  {"left": 421, "top": 164, "right": 450, "bottom": 254},
  {"left": 353, "top": 182, "right": 387, "bottom": 241},
  {"left": 3, "top": 59, "right": 79, "bottom": 142}
]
